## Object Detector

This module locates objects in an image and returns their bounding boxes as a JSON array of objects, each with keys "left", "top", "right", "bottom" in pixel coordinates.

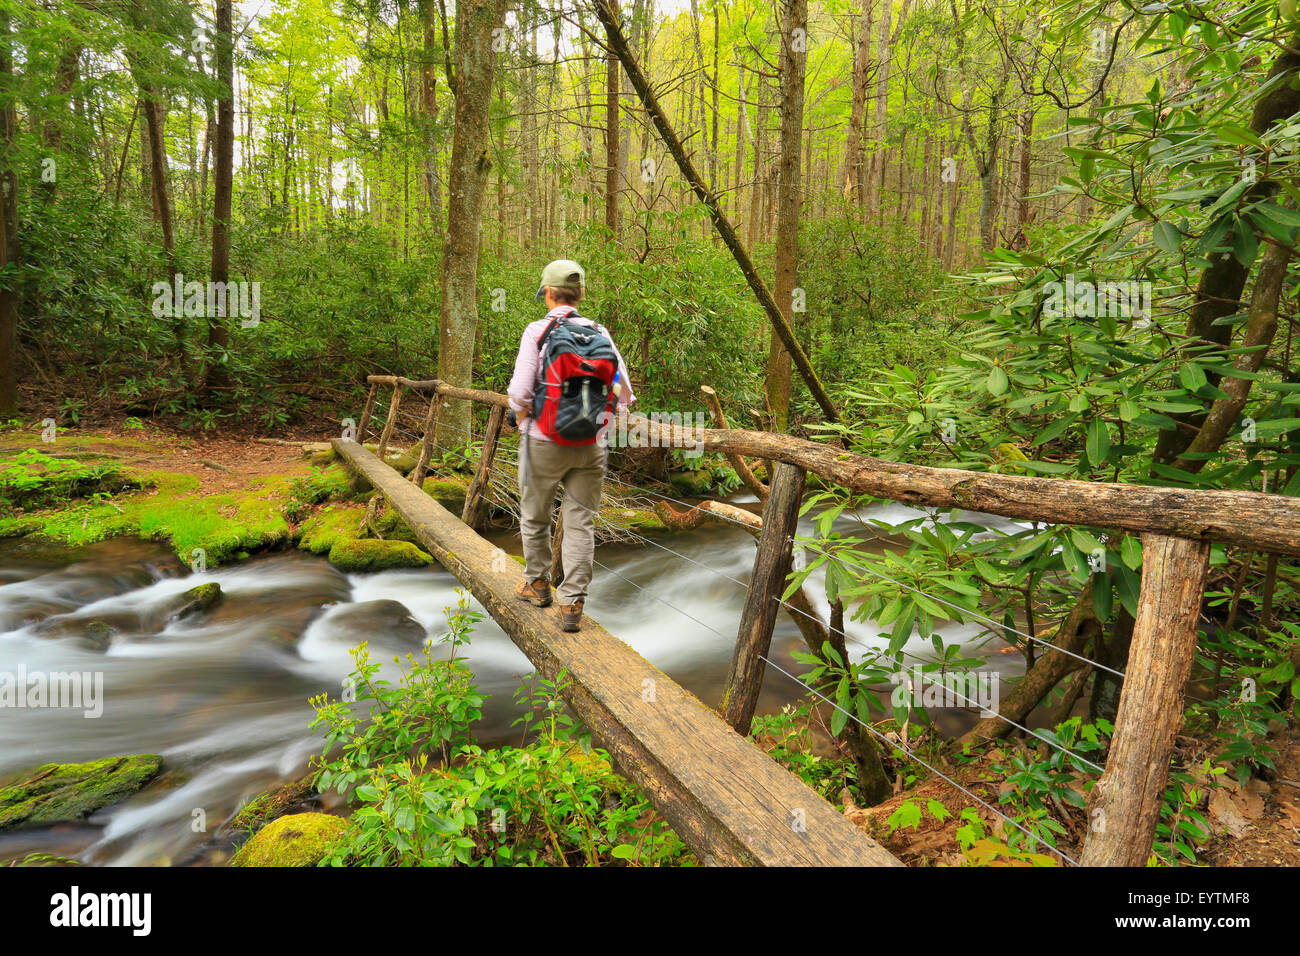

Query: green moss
[
  {"left": 228, "top": 812, "right": 347, "bottom": 867},
  {"left": 608, "top": 507, "right": 669, "bottom": 534},
  {"left": 372, "top": 508, "right": 421, "bottom": 544},
  {"left": 328, "top": 538, "right": 433, "bottom": 572},
  {"left": 171, "top": 582, "right": 222, "bottom": 620},
  {"left": 420, "top": 475, "right": 469, "bottom": 511},
  {"left": 0, "top": 755, "right": 162, "bottom": 831},
  {"left": 297, "top": 505, "right": 366, "bottom": 554},
  {"left": 0, "top": 450, "right": 141, "bottom": 513}
]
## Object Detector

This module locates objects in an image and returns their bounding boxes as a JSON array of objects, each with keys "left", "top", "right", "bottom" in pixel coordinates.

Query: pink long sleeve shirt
[{"left": 507, "top": 306, "right": 634, "bottom": 443}]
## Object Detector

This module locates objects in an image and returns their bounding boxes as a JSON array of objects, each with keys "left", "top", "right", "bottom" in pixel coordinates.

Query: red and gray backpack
[{"left": 531, "top": 309, "right": 619, "bottom": 445}]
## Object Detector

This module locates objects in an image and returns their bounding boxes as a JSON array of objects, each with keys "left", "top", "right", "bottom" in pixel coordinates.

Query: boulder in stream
[
  {"left": 228, "top": 812, "right": 347, "bottom": 866},
  {"left": 163, "top": 582, "right": 223, "bottom": 623},
  {"left": 328, "top": 538, "right": 433, "bottom": 573},
  {"left": 319, "top": 599, "right": 426, "bottom": 647},
  {"left": 0, "top": 755, "right": 163, "bottom": 832}
]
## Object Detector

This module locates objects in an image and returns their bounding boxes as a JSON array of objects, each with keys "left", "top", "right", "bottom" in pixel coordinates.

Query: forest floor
[
  {"left": 0, "top": 417, "right": 315, "bottom": 494},
  {"left": 830, "top": 722, "right": 1300, "bottom": 867}
]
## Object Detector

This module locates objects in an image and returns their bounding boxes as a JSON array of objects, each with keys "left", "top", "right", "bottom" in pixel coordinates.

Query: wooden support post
[
  {"left": 722, "top": 461, "right": 805, "bottom": 735},
  {"left": 376, "top": 384, "right": 403, "bottom": 461},
  {"left": 461, "top": 403, "right": 505, "bottom": 527},
  {"left": 357, "top": 383, "right": 378, "bottom": 443},
  {"left": 410, "top": 393, "right": 443, "bottom": 487},
  {"left": 1080, "top": 534, "right": 1210, "bottom": 867}
]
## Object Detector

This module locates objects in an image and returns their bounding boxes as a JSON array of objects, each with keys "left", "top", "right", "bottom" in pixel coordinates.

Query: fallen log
[{"left": 332, "top": 437, "right": 901, "bottom": 867}]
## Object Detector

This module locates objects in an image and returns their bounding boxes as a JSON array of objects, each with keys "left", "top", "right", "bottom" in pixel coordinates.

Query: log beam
[{"left": 332, "top": 438, "right": 900, "bottom": 867}]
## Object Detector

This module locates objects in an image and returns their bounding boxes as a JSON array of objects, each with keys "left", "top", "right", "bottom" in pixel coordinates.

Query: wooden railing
[{"left": 355, "top": 374, "right": 1300, "bottom": 866}]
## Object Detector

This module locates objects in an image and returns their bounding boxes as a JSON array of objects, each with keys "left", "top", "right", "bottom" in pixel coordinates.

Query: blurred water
[{"left": 0, "top": 499, "right": 1026, "bottom": 866}]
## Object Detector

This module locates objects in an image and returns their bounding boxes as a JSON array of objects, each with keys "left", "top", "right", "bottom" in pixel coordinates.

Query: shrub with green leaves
[{"left": 308, "top": 592, "right": 691, "bottom": 866}]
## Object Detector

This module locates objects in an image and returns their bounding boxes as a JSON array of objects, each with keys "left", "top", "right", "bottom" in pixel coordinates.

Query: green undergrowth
[{"left": 304, "top": 593, "right": 693, "bottom": 867}]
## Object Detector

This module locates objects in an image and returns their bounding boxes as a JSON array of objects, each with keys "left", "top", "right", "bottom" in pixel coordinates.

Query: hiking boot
[
  {"left": 558, "top": 601, "right": 583, "bottom": 632},
  {"left": 515, "top": 578, "right": 552, "bottom": 607}
]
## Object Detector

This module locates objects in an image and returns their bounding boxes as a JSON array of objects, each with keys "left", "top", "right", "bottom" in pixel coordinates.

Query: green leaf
[
  {"left": 1120, "top": 536, "right": 1142, "bottom": 570},
  {"left": 1086, "top": 417, "right": 1111, "bottom": 468},
  {"left": 1178, "top": 363, "right": 1208, "bottom": 392},
  {"left": 1153, "top": 220, "right": 1182, "bottom": 253}
]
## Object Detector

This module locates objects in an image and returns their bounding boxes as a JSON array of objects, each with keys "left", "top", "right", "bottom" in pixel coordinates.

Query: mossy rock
[
  {"left": 165, "top": 582, "right": 223, "bottom": 623},
  {"left": 229, "top": 812, "right": 347, "bottom": 867},
  {"left": 328, "top": 538, "right": 433, "bottom": 572},
  {"left": 307, "top": 450, "right": 336, "bottom": 468},
  {"left": 297, "top": 505, "right": 366, "bottom": 554},
  {"left": 231, "top": 776, "right": 317, "bottom": 835},
  {"left": 420, "top": 476, "right": 469, "bottom": 511},
  {"left": 0, "top": 755, "right": 162, "bottom": 832},
  {"left": 386, "top": 450, "right": 419, "bottom": 474},
  {"left": 0, "top": 450, "right": 142, "bottom": 511},
  {"left": 373, "top": 509, "right": 419, "bottom": 544}
]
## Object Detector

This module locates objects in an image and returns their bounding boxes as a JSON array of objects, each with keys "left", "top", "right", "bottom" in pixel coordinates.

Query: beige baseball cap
[{"left": 535, "top": 259, "right": 585, "bottom": 301}]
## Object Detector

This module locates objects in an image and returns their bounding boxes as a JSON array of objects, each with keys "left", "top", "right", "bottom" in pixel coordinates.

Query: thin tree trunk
[
  {"left": 206, "top": 0, "right": 235, "bottom": 393},
  {"left": 765, "top": 0, "right": 806, "bottom": 432}
]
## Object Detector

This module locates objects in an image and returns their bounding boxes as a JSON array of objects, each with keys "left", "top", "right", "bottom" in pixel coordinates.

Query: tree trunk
[
  {"left": 766, "top": 0, "right": 806, "bottom": 432},
  {"left": 842, "top": 0, "right": 872, "bottom": 204},
  {"left": 419, "top": 0, "right": 444, "bottom": 225},
  {"left": 604, "top": 1, "right": 620, "bottom": 238},
  {"left": 206, "top": 0, "right": 235, "bottom": 393},
  {"left": 1152, "top": 30, "right": 1300, "bottom": 466},
  {"left": 436, "top": 0, "right": 505, "bottom": 448}
]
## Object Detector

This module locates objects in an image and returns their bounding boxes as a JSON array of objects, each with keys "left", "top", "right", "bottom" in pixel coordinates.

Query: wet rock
[
  {"left": 0, "top": 755, "right": 163, "bottom": 832},
  {"left": 319, "top": 599, "right": 426, "bottom": 647},
  {"left": 228, "top": 812, "right": 347, "bottom": 867},
  {"left": 327, "top": 539, "right": 433, "bottom": 573},
  {"left": 163, "top": 582, "right": 223, "bottom": 623},
  {"left": 79, "top": 620, "right": 118, "bottom": 651},
  {"left": 0, "top": 597, "right": 80, "bottom": 633}
]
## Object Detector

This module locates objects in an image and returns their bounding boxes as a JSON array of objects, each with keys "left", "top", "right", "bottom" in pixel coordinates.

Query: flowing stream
[{"left": 0, "top": 499, "right": 1026, "bottom": 866}]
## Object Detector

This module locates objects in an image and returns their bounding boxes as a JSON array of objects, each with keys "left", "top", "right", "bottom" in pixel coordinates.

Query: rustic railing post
[
  {"left": 461, "top": 403, "right": 505, "bottom": 527},
  {"left": 1079, "top": 533, "right": 1210, "bottom": 866},
  {"left": 357, "top": 381, "right": 378, "bottom": 443},
  {"left": 410, "top": 387, "right": 444, "bottom": 487},
  {"left": 721, "top": 461, "right": 805, "bottom": 735},
  {"left": 375, "top": 383, "right": 404, "bottom": 461}
]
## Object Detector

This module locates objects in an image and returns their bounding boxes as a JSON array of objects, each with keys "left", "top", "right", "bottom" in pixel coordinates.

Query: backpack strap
[
  {"left": 532, "top": 308, "right": 582, "bottom": 400},
  {"left": 535, "top": 307, "right": 581, "bottom": 355}
]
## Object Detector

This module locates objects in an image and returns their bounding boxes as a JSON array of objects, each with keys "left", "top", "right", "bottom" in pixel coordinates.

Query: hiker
[{"left": 507, "top": 259, "right": 633, "bottom": 633}]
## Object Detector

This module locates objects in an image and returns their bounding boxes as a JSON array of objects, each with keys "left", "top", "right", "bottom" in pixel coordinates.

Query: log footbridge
[{"left": 336, "top": 375, "right": 1300, "bottom": 867}]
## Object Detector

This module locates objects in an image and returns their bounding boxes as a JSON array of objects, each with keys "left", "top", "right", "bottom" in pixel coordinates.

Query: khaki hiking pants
[{"left": 518, "top": 437, "right": 607, "bottom": 605}]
